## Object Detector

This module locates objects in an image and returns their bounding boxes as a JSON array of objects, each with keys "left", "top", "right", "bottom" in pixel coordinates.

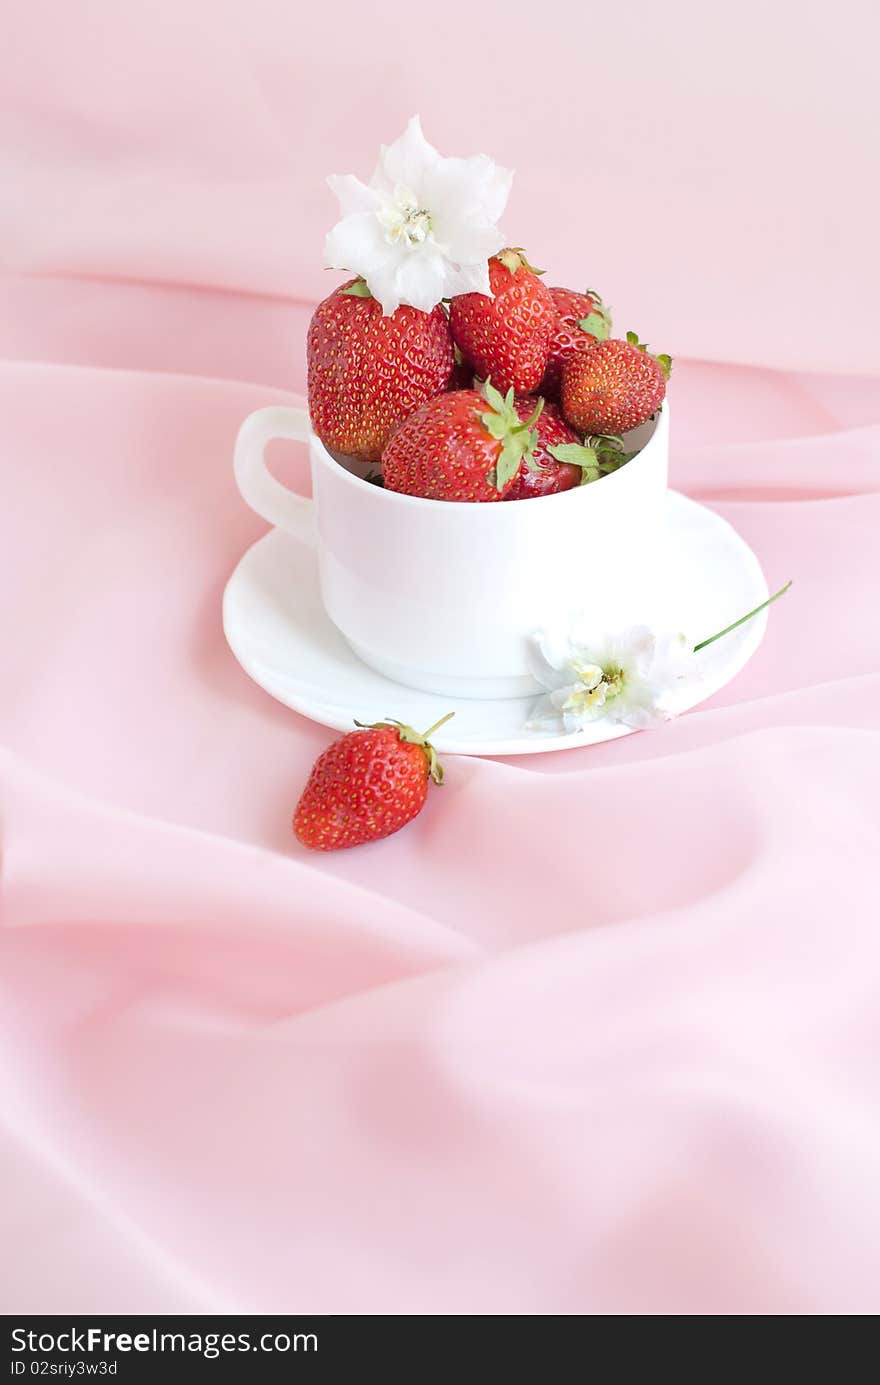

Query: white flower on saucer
[
  {"left": 526, "top": 625, "right": 700, "bottom": 733},
  {"left": 324, "top": 115, "right": 513, "bottom": 316}
]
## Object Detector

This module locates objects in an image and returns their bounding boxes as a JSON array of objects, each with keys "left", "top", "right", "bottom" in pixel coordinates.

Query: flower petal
[
  {"left": 551, "top": 684, "right": 595, "bottom": 713},
  {"left": 652, "top": 631, "right": 700, "bottom": 683},
  {"left": 373, "top": 115, "right": 440, "bottom": 199},
  {"left": 363, "top": 258, "right": 406, "bottom": 316},
  {"left": 433, "top": 219, "right": 506, "bottom": 269},
  {"left": 562, "top": 708, "right": 589, "bottom": 733},
  {"left": 324, "top": 213, "right": 403, "bottom": 313},
  {"left": 441, "top": 259, "right": 493, "bottom": 298},
  {"left": 525, "top": 694, "right": 565, "bottom": 732},
  {"left": 526, "top": 632, "right": 573, "bottom": 690},
  {"left": 609, "top": 697, "right": 673, "bottom": 730},
  {"left": 474, "top": 155, "right": 515, "bottom": 225},
  {"left": 324, "top": 211, "right": 386, "bottom": 271},
  {"left": 393, "top": 244, "right": 449, "bottom": 314},
  {"left": 425, "top": 155, "right": 513, "bottom": 253},
  {"left": 610, "top": 625, "right": 656, "bottom": 678},
  {"left": 326, "top": 174, "right": 382, "bottom": 218}
]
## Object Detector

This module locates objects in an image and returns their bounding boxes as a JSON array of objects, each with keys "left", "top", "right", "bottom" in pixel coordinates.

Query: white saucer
[{"left": 223, "top": 491, "right": 768, "bottom": 756}]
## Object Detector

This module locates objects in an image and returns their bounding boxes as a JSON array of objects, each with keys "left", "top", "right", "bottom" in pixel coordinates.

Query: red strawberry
[
  {"left": 307, "top": 278, "right": 454, "bottom": 463},
  {"left": 561, "top": 333, "right": 671, "bottom": 435},
  {"left": 540, "top": 287, "right": 612, "bottom": 399},
  {"left": 293, "top": 714, "right": 453, "bottom": 851},
  {"left": 382, "top": 381, "right": 543, "bottom": 502},
  {"left": 505, "top": 398, "right": 582, "bottom": 500},
  {"left": 448, "top": 249, "right": 555, "bottom": 395}
]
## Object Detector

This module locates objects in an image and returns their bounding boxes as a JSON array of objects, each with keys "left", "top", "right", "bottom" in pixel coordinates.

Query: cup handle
[{"left": 233, "top": 405, "right": 314, "bottom": 541}]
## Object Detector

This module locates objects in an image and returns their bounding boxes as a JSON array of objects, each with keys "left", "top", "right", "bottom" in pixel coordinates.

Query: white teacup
[{"left": 233, "top": 403, "right": 670, "bottom": 699}]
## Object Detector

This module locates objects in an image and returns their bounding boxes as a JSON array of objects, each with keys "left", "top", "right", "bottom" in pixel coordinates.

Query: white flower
[
  {"left": 324, "top": 115, "right": 513, "bottom": 316},
  {"left": 526, "top": 625, "right": 700, "bottom": 733}
]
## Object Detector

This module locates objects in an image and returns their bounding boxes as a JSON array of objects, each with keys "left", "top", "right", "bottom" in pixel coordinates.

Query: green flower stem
[{"left": 693, "top": 581, "right": 792, "bottom": 653}]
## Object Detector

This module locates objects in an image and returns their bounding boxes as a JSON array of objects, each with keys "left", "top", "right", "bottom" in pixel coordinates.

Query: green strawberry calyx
[
  {"left": 547, "top": 434, "right": 633, "bottom": 485},
  {"left": 352, "top": 712, "right": 455, "bottom": 784},
  {"left": 341, "top": 278, "right": 373, "bottom": 299},
  {"left": 495, "top": 247, "right": 545, "bottom": 277},
  {"left": 625, "top": 329, "right": 672, "bottom": 380},
  {"left": 577, "top": 291, "right": 612, "bottom": 341},
  {"left": 479, "top": 380, "right": 544, "bottom": 491}
]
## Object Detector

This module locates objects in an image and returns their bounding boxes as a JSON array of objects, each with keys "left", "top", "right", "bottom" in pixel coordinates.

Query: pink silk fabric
[{"left": 2, "top": 0, "right": 879, "bottom": 1315}]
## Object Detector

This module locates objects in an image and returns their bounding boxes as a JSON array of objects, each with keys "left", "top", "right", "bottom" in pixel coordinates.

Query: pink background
[{"left": 2, "top": 0, "right": 879, "bottom": 1314}]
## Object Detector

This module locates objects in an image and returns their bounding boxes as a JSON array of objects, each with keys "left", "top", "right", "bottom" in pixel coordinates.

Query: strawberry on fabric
[
  {"left": 540, "top": 287, "right": 612, "bottom": 399},
  {"left": 382, "top": 380, "right": 544, "bottom": 502},
  {"left": 448, "top": 249, "right": 555, "bottom": 395},
  {"left": 293, "top": 714, "right": 453, "bottom": 851},
  {"left": 561, "top": 332, "right": 671, "bottom": 435},
  {"left": 504, "top": 398, "right": 582, "bottom": 499},
  {"left": 307, "top": 278, "right": 454, "bottom": 463}
]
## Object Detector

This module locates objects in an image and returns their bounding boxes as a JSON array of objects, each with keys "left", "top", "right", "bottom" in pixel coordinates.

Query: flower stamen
[{"left": 377, "top": 187, "right": 434, "bottom": 247}]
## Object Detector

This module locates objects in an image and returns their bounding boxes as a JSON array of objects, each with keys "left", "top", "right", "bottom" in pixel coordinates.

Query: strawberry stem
[
  {"left": 421, "top": 711, "right": 456, "bottom": 739},
  {"left": 693, "top": 581, "right": 791, "bottom": 653}
]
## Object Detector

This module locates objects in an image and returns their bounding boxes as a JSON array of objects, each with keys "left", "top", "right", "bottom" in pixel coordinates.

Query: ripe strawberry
[
  {"left": 307, "top": 279, "right": 454, "bottom": 463},
  {"left": 561, "top": 332, "right": 671, "bottom": 435},
  {"left": 293, "top": 714, "right": 453, "bottom": 851},
  {"left": 505, "top": 398, "right": 581, "bottom": 500},
  {"left": 382, "top": 381, "right": 543, "bottom": 502},
  {"left": 540, "top": 287, "right": 612, "bottom": 399},
  {"left": 448, "top": 249, "right": 555, "bottom": 394}
]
